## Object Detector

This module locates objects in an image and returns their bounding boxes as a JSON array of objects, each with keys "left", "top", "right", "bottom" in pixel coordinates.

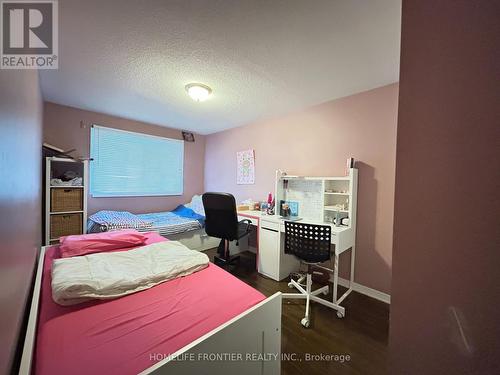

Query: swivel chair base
[
  {"left": 214, "top": 238, "right": 240, "bottom": 268},
  {"left": 214, "top": 254, "right": 241, "bottom": 267}
]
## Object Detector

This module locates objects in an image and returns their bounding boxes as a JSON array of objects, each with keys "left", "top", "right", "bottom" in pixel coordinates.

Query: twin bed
[
  {"left": 87, "top": 208, "right": 203, "bottom": 237},
  {"left": 20, "top": 232, "right": 282, "bottom": 375},
  {"left": 86, "top": 196, "right": 220, "bottom": 251}
]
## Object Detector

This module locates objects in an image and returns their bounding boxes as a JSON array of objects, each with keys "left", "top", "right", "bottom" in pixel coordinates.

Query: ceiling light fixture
[{"left": 185, "top": 83, "right": 212, "bottom": 102}]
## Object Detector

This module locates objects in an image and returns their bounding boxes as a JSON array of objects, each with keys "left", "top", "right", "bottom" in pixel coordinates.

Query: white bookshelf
[{"left": 45, "top": 157, "right": 88, "bottom": 245}]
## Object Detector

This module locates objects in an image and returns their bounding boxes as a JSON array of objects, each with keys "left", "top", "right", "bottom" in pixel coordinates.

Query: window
[{"left": 90, "top": 125, "right": 184, "bottom": 197}]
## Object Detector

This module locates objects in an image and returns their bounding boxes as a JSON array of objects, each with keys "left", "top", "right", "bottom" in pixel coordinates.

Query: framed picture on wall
[
  {"left": 182, "top": 131, "right": 195, "bottom": 142},
  {"left": 236, "top": 149, "right": 255, "bottom": 184}
]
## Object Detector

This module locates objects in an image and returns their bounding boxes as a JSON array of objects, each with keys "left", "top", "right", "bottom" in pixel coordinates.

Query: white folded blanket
[{"left": 51, "top": 241, "right": 209, "bottom": 306}]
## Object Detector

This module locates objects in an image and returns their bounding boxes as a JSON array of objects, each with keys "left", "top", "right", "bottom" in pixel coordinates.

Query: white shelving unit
[
  {"left": 45, "top": 157, "right": 88, "bottom": 245},
  {"left": 274, "top": 168, "right": 358, "bottom": 228}
]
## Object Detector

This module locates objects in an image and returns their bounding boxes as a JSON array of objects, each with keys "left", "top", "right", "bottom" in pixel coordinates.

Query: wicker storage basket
[
  {"left": 50, "top": 213, "right": 82, "bottom": 239},
  {"left": 51, "top": 188, "right": 83, "bottom": 212}
]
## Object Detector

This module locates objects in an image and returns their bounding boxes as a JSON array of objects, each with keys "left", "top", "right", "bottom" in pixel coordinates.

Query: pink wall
[
  {"left": 43, "top": 102, "right": 206, "bottom": 215},
  {"left": 389, "top": 1, "right": 499, "bottom": 374},
  {"left": 0, "top": 70, "right": 43, "bottom": 374},
  {"left": 205, "top": 83, "right": 398, "bottom": 294}
]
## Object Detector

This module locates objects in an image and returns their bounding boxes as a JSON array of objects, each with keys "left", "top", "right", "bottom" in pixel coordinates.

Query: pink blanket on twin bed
[{"left": 35, "top": 232, "right": 266, "bottom": 375}]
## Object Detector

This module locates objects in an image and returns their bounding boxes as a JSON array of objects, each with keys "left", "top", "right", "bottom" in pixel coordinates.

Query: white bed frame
[
  {"left": 169, "top": 228, "right": 255, "bottom": 256},
  {"left": 19, "top": 246, "right": 282, "bottom": 375},
  {"left": 167, "top": 228, "right": 220, "bottom": 252}
]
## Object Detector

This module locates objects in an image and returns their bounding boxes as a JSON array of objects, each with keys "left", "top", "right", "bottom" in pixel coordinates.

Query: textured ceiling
[{"left": 40, "top": 0, "right": 401, "bottom": 134}]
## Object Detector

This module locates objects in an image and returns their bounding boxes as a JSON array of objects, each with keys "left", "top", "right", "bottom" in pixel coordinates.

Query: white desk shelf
[{"left": 324, "top": 207, "right": 349, "bottom": 212}]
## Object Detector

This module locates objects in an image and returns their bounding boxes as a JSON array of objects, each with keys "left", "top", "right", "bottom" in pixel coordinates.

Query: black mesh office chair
[
  {"left": 283, "top": 221, "right": 333, "bottom": 328},
  {"left": 202, "top": 192, "right": 252, "bottom": 268}
]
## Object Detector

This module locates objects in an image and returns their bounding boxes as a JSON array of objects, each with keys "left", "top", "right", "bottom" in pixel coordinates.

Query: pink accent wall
[
  {"left": 390, "top": 1, "right": 499, "bottom": 373},
  {"left": 0, "top": 70, "right": 43, "bottom": 374},
  {"left": 205, "top": 83, "right": 398, "bottom": 294},
  {"left": 43, "top": 102, "right": 206, "bottom": 215}
]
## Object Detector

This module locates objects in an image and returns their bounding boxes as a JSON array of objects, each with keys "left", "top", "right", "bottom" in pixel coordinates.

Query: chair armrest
[{"left": 239, "top": 219, "right": 253, "bottom": 233}]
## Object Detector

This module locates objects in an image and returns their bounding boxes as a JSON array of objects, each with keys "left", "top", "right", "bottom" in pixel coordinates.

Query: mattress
[
  {"left": 137, "top": 211, "right": 202, "bottom": 236},
  {"left": 35, "top": 233, "right": 265, "bottom": 375},
  {"left": 87, "top": 211, "right": 202, "bottom": 237}
]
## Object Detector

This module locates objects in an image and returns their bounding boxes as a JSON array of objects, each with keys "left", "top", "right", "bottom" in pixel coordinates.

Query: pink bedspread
[{"left": 35, "top": 233, "right": 265, "bottom": 375}]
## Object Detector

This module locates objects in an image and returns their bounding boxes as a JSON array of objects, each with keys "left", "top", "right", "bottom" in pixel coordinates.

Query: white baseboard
[{"left": 336, "top": 277, "right": 391, "bottom": 304}]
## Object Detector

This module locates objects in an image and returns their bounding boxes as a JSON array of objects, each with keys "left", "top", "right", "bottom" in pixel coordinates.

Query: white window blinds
[{"left": 90, "top": 125, "right": 184, "bottom": 197}]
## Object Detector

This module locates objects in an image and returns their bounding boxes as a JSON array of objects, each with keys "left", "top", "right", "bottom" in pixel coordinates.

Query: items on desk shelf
[
  {"left": 265, "top": 192, "right": 275, "bottom": 215},
  {"left": 279, "top": 200, "right": 299, "bottom": 218},
  {"left": 267, "top": 197, "right": 275, "bottom": 215},
  {"left": 326, "top": 196, "right": 348, "bottom": 211},
  {"left": 334, "top": 212, "right": 349, "bottom": 227},
  {"left": 239, "top": 198, "right": 260, "bottom": 211},
  {"left": 280, "top": 201, "right": 291, "bottom": 217},
  {"left": 338, "top": 217, "right": 350, "bottom": 226},
  {"left": 287, "top": 201, "right": 299, "bottom": 216},
  {"left": 325, "top": 188, "right": 349, "bottom": 194},
  {"left": 258, "top": 203, "right": 275, "bottom": 215},
  {"left": 267, "top": 192, "right": 273, "bottom": 205},
  {"left": 325, "top": 213, "right": 349, "bottom": 226}
]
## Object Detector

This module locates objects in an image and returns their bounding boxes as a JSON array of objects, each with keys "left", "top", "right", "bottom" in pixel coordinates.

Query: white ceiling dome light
[{"left": 185, "top": 83, "right": 212, "bottom": 102}]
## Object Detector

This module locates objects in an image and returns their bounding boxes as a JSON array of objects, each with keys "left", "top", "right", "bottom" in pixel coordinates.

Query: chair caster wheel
[
  {"left": 336, "top": 311, "right": 345, "bottom": 319},
  {"left": 301, "top": 317, "right": 310, "bottom": 328},
  {"left": 288, "top": 282, "right": 294, "bottom": 289}
]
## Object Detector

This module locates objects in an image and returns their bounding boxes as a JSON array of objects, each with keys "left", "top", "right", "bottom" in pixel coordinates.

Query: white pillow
[{"left": 187, "top": 195, "right": 205, "bottom": 216}]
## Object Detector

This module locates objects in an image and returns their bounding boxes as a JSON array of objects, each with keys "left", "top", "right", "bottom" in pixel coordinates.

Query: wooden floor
[{"left": 205, "top": 249, "right": 390, "bottom": 375}]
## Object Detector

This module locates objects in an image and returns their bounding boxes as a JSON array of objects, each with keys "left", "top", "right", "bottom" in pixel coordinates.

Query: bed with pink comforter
[{"left": 35, "top": 232, "right": 265, "bottom": 375}]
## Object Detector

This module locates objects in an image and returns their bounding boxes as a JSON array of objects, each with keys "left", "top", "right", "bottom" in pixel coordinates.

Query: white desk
[{"left": 237, "top": 210, "right": 355, "bottom": 317}]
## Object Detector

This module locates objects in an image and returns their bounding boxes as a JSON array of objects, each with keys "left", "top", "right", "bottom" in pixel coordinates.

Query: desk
[{"left": 237, "top": 210, "right": 355, "bottom": 317}]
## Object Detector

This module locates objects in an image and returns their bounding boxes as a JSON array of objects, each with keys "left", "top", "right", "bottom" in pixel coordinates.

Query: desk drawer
[{"left": 260, "top": 220, "right": 280, "bottom": 232}]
